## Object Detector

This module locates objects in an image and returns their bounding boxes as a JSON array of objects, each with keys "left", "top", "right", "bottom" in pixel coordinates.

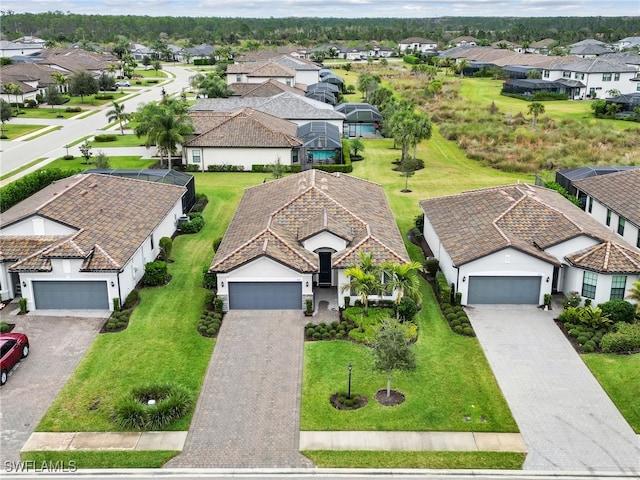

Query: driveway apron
[
  {"left": 165, "top": 311, "right": 313, "bottom": 468},
  {"left": 468, "top": 305, "right": 640, "bottom": 472}
]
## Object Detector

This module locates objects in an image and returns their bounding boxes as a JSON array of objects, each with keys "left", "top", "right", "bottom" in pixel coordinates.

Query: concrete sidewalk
[{"left": 21, "top": 430, "right": 526, "bottom": 453}]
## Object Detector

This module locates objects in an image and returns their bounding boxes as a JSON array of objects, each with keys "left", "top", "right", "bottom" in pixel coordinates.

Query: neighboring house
[
  {"left": 398, "top": 37, "right": 438, "bottom": 53},
  {"left": 420, "top": 184, "right": 640, "bottom": 306},
  {"left": 529, "top": 38, "right": 556, "bottom": 54},
  {"left": 335, "top": 103, "right": 382, "bottom": 138},
  {"left": 273, "top": 55, "right": 321, "bottom": 86},
  {"left": 37, "top": 48, "right": 117, "bottom": 78},
  {"left": 606, "top": 92, "right": 640, "bottom": 112},
  {"left": 297, "top": 121, "right": 343, "bottom": 167},
  {"left": 210, "top": 170, "right": 409, "bottom": 311},
  {"left": 185, "top": 108, "right": 303, "bottom": 171},
  {"left": 228, "top": 79, "right": 305, "bottom": 98},
  {"left": 0, "top": 62, "right": 60, "bottom": 101},
  {"left": 492, "top": 40, "right": 524, "bottom": 53},
  {"left": 226, "top": 61, "right": 297, "bottom": 88},
  {"left": 616, "top": 37, "right": 640, "bottom": 51},
  {"left": 131, "top": 43, "right": 154, "bottom": 62},
  {"left": 0, "top": 174, "right": 186, "bottom": 311},
  {"left": 190, "top": 92, "right": 346, "bottom": 134},
  {"left": 182, "top": 44, "right": 215, "bottom": 63},
  {"left": 570, "top": 44, "right": 614, "bottom": 58},
  {"left": 451, "top": 36, "right": 478, "bottom": 47},
  {"left": 572, "top": 169, "right": 640, "bottom": 250},
  {"left": 0, "top": 40, "right": 43, "bottom": 58},
  {"left": 14, "top": 36, "right": 47, "bottom": 47},
  {"left": 555, "top": 165, "right": 640, "bottom": 197}
]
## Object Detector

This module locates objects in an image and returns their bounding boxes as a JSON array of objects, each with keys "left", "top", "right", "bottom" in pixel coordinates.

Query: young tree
[
  {"left": 528, "top": 102, "right": 545, "bottom": 128},
  {"left": 427, "top": 79, "right": 443, "bottom": 99},
  {"left": 456, "top": 58, "right": 469, "bottom": 78},
  {"left": 269, "top": 156, "right": 285, "bottom": 179},
  {"left": 97, "top": 71, "right": 116, "bottom": 92},
  {"left": 0, "top": 99, "right": 12, "bottom": 137},
  {"left": 371, "top": 318, "right": 417, "bottom": 398},
  {"left": 398, "top": 156, "right": 418, "bottom": 193},
  {"left": 383, "top": 261, "right": 423, "bottom": 320},
  {"left": 142, "top": 56, "right": 152, "bottom": 69},
  {"left": 153, "top": 60, "right": 162, "bottom": 73},
  {"left": 43, "top": 85, "right": 65, "bottom": 111},
  {"left": 69, "top": 70, "right": 98, "bottom": 102},
  {"left": 626, "top": 281, "right": 640, "bottom": 313},
  {"left": 106, "top": 101, "right": 130, "bottom": 135},
  {"left": 2, "top": 82, "right": 22, "bottom": 114},
  {"left": 94, "top": 150, "right": 110, "bottom": 169},
  {"left": 349, "top": 137, "right": 365, "bottom": 158},
  {"left": 52, "top": 71, "right": 68, "bottom": 93},
  {"left": 79, "top": 140, "right": 93, "bottom": 164},
  {"left": 341, "top": 262, "right": 380, "bottom": 332}
]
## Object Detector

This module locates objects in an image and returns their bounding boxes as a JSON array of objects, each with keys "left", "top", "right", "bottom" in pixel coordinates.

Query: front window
[
  {"left": 610, "top": 275, "right": 627, "bottom": 300},
  {"left": 381, "top": 271, "right": 393, "bottom": 296},
  {"left": 602, "top": 73, "right": 612, "bottom": 81},
  {"left": 588, "top": 197, "right": 593, "bottom": 213},
  {"left": 543, "top": 70, "right": 549, "bottom": 78},
  {"left": 618, "top": 217, "right": 626, "bottom": 236},
  {"left": 614, "top": 73, "right": 620, "bottom": 81},
  {"left": 236, "top": 74, "right": 241, "bottom": 82},
  {"left": 575, "top": 73, "right": 584, "bottom": 80},
  {"left": 563, "top": 71, "right": 571, "bottom": 78},
  {"left": 582, "top": 271, "right": 597, "bottom": 299},
  {"left": 192, "top": 150, "right": 201, "bottom": 164},
  {"left": 637, "top": 230, "right": 640, "bottom": 248},
  {"left": 606, "top": 209, "right": 611, "bottom": 226}
]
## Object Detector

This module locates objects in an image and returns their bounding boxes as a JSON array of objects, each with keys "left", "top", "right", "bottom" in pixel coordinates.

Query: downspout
[{"left": 117, "top": 271, "right": 122, "bottom": 309}]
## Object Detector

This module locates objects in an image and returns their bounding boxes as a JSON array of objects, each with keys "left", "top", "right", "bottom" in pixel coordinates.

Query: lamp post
[
  {"left": 64, "top": 144, "right": 70, "bottom": 157},
  {"left": 347, "top": 363, "right": 352, "bottom": 400}
]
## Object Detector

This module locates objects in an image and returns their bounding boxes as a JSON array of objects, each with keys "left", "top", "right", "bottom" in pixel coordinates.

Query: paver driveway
[
  {"left": 468, "top": 305, "right": 640, "bottom": 472},
  {"left": 0, "top": 311, "right": 104, "bottom": 464},
  {"left": 165, "top": 310, "right": 313, "bottom": 468}
]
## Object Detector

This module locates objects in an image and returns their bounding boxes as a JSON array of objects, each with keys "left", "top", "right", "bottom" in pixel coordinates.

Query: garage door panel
[
  {"left": 468, "top": 276, "right": 541, "bottom": 304},
  {"left": 229, "top": 282, "right": 301, "bottom": 310},
  {"left": 33, "top": 281, "right": 109, "bottom": 310}
]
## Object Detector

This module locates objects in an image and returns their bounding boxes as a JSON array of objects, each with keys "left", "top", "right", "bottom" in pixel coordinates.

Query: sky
[{"left": 2, "top": 0, "right": 639, "bottom": 18}]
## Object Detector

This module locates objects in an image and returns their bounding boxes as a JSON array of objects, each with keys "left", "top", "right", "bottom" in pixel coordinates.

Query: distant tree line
[{"left": 1, "top": 12, "right": 638, "bottom": 48}]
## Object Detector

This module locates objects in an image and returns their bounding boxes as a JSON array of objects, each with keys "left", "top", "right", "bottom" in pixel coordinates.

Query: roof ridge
[
  {"left": 8, "top": 232, "right": 76, "bottom": 270},
  {"left": 266, "top": 226, "right": 317, "bottom": 269},
  {"left": 91, "top": 243, "right": 121, "bottom": 270},
  {"left": 611, "top": 241, "right": 640, "bottom": 269},
  {"left": 210, "top": 227, "right": 271, "bottom": 269},
  {"left": 32, "top": 174, "right": 87, "bottom": 212}
]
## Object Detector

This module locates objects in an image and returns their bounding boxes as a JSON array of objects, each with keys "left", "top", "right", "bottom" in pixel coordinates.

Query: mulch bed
[
  {"left": 329, "top": 393, "right": 368, "bottom": 410},
  {"left": 375, "top": 389, "right": 405, "bottom": 406}
]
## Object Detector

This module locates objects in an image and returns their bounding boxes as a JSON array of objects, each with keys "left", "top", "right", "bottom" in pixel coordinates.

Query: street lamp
[
  {"left": 347, "top": 363, "right": 352, "bottom": 400},
  {"left": 64, "top": 144, "right": 70, "bottom": 157}
]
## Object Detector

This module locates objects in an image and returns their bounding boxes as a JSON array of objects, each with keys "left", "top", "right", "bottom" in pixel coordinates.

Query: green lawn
[
  {"left": 0, "top": 124, "right": 46, "bottom": 139},
  {"left": 134, "top": 69, "right": 168, "bottom": 78},
  {"left": 304, "top": 451, "right": 526, "bottom": 469},
  {"left": 45, "top": 155, "right": 156, "bottom": 171},
  {"left": 582, "top": 353, "right": 640, "bottom": 433},
  {"left": 301, "top": 279, "right": 518, "bottom": 433},
  {"left": 21, "top": 450, "right": 178, "bottom": 469},
  {"left": 89, "top": 134, "right": 148, "bottom": 148},
  {"left": 13, "top": 108, "right": 86, "bottom": 119}
]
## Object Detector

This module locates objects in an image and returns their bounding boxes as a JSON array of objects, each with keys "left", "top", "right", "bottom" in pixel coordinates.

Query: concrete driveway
[
  {"left": 467, "top": 304, "right": 640, "bottom": 472},
  {"left": 165, "top": 310, "right": 313, "bottom": 468},
  {"left": 0, "top": 308, "right": 105, "bottom": 464}
]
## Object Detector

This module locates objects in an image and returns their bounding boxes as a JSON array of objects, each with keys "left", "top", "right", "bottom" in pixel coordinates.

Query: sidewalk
[{"left": 21, "top": 430, "right": 527, "bottom": 453}]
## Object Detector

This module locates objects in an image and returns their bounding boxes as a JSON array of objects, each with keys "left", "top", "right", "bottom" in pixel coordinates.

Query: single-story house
[
  {"left": 185, "top": 108, "right": 302, "bottom": 171},
  {"left": 0, "top": 173, "right": 186, "bottom": 311},
  {"left": 0, "top": 62, "right": 61, "bottom": 102},
  {"left": 420, "top": 184, "right": 640, "bottom": 306},
  {"left": 398, "top": 37, "right": 439, "bottom": 53},
  {"left": 335, "top": 103, "right": 382, "bottom": 137},
  {"left": 572, "top": 168, "right": 640, "bottom": 250},
  {"left": 616, "top": 37, "right": 640, "bottom": 51},
  {"left": 555, "top": 165, "right": 640, "bottom": 197},
  {"left": 210, "top": 170, "right": 409, "bottom": 311},
  {"left": 228, "top": 79, "right": 305, "bottom": 98},
  {"left": 190, "top": 92, "right": 345, "bottom": 134}
]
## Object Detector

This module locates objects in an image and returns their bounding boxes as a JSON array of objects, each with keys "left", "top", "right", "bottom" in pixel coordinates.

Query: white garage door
[
  {"left": 229, "top": 282, "right": 302, "bottom": 310},
  {"left": 33, "top": 281, "right": 109, "bottom": 310},
  {"left": 467, "top": 276, "right": 541, "bottom": 304}
]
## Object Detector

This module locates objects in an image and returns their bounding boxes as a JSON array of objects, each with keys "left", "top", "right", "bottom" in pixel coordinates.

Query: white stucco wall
[
  {"left": 582, "top": 196, "right": 640, "bottom": 249},
  {"left": 185, "top": 146, "right": 295, "bottom": 171},
  {"left": 0, "top": 216, "right": 77, "bottom": 236},
  {"left": 545, "top": 70, "right": 638, "bottom": 97},
  {"left": 295, "top": 70, "right": 320, "bottom": 86},
  {"left": 302, "top": 231, "right": 347, "bottom": 253},
  {"left": 563, "top": 271, "right": 640, "bottom": 306}
]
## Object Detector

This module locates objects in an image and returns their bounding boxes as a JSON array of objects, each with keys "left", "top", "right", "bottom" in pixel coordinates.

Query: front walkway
[
  {"left": 467, "top": 304, "right": 640, "bottom": 472},
  {"left": 164, "top": 311, "right": 313, "bottom": 468}
]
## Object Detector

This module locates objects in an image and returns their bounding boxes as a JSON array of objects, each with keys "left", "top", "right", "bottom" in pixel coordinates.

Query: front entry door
[{"left": 319, "top": 252, "right": 332, "bottom": 286}]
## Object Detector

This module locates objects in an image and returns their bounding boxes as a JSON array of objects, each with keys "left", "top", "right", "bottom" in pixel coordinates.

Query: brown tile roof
[
  {"left": 229, "top": 79, "right": 305, "bottom": 98},
  {"left": 0, "top": 63, "right": 59, "bottom": 89},
  {"left": 0, "top": 236, "right": 66, "bottom": 262},
  {"left": 1, "top": 174, "right": 185, "bottom": 272},
  {"left": 185, "top": 107, "right": 302, "bottom": 148},
  {"left": 420, "top": 184, "right": 639, "bottom": 272},
  {"left": 211, "top": 170, "right": 409, "bottom": 274},
  {"left": 447, "top": 46, "right": 582, "bottom": 69},
  {"left": 572, "top": 169, "right": 640, "bottom": 227},
  {"left": 566, "top": 241, "right": 640, "bottom": 274}
]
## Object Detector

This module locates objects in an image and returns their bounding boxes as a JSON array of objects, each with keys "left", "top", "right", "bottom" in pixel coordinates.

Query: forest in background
[{"left": 1, "top": 12, "right": 639, "bottom": 47}]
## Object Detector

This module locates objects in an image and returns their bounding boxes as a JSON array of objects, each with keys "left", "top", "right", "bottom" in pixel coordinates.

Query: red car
[{"left": 0, "top": 333, "right": 29, "bottom": 386}]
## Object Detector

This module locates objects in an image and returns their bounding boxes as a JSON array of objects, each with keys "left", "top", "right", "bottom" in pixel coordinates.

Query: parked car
[
  {"left": 115, "top": 80, "right": 131, "bottom": 87},
  {"left": 0, "top": 333, "right": 29, "bottom": 386}
]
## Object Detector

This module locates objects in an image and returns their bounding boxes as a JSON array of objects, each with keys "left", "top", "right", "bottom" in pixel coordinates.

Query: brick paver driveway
[
  {"left": 0, "top": 311, "right": 105, "bottom": 464},
  {"left": 468, "top": 305, "right": 640, "bottom": 472},
  {"left": 166, "top": 310, "right": 313, "bottom": 468}
]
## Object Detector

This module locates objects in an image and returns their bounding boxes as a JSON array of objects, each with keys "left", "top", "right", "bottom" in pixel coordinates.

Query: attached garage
[
  {"left": 228, "top": 282, "right": 302, "bottom": 310},
  {"left": 33, "top": 281, "right": 109, "bottom": 310},
  {"left": 467, "top": 276, "right": 541, "bottom": 304}
]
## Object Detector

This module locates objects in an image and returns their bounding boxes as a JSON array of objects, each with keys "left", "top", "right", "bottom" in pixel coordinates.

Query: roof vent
[{"left": 320, "top": 178, "right": 328, "bottom": 190}]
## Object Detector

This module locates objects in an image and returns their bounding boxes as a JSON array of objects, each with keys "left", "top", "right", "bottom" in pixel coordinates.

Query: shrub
[
  {"left": 563, "top": 291, "right": 581, "bottom": 308},
  {"left": 112, "top": 297, "right": 120, "bottom": 312},
  {"left": 462, "top": 326, "right": 475, "bottom": 336},
  {"left": 598, "top": 300, "right": 636, "bottom": 324},
  {"left": 19, "top": 297, "right": 27, "bottom": 314},
  {"left": 435, "top": 272, "right": 451, "bottom": 305},
  {"left": 558, "top": 306, "right": 581, "bottom": 324},
  {"left": 0, "top": 322, "right": 11, "bottom": 333},
  {"left": 206, "top": 164, "right": 245, "bottom": 172},
  {"left": 0, "top": 168, "right": 76, "bottom": 212},
  {"left": 65, "top": 106, "right": 81, "bottom": 113},
  {"left": 94, "top": 134, "right": 117, "bottom": 142},
  {"left": 159, "top": 237, "right": 172, "bottom": 260},
  {"left": 123, "top": 289, "right": 139, "bottom": 309},
  {"left": 192, "top": 193, "right": 208, "bottom": 213},
  {"left": 424, "top": 258, "right": 439, "bottom": 276},
  {"left": 143, "top": 261, "right": 169, "bottom": 286},
  {"left": 446, "top": 312, "right": 458, "bottom": 322},
  {"left": 113, "top": 383, "right": 192, "bottom": 430},
  {"left": 214, "top": 296, "right": 223, "bottom": 314},
  {"left": 582, "top": 342, "right": 595, "bottom": 353},
  {"left": 180, "top": 212, "right": 204, "bottom": 233},
  {"left": 202, "top": 266, "right": 216, "bottom": 289},
  {"left": 397, "top": 297, "right": 418, "bottom": 322},
  {"left": 312, "top": 332, "right": 321, "bottom": 340},
  {"left": 600, "top": 322, "right": 640, "bottom": 353}
]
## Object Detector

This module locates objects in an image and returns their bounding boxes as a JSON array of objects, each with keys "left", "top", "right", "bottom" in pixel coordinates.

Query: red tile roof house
[
  {"left": 572, "top": 168, "right": 640, "bottom": 250},
  {"left": 210, "top": 170, "right": 409, "bottom": 311},
  {"left": 420, "top": 184, "right": 640, "bottom": 306},
  {"left": 0, "top": 174, "right": 186, "bottom": 311}
]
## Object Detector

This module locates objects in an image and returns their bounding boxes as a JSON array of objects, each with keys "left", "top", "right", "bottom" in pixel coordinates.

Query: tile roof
[
  {"left": 211, "top": 170, "right": 409, "bottom": 274},
  {"left": 572, "top": 169, "right": 640, "bottom": 227},
  {"left": 186, "top": 107, "right": 302, "bottom": 148},
  {"left": 1, "top": 174, "right": 185, "bottom": 272},
  {"left": 0, "top": 63, "right": 59, "bottom": 88},
  {"left": 420, "top": 184, "right": 639, "bottom": 273},
  {"left": 566, "top": 241, "right": 640, "bottom": 274},
  {"left": 442, "top": 46, "right": 583, "bottom": 69},
  {"left": 229, "top": 79, "right": 305, "bottom": 97}
]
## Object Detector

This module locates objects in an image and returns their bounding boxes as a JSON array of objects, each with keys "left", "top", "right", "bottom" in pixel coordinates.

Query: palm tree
[
  {"left": 625, "top": 281, "right": 640, "bottom": 313},
  {"left": 528, "top": 102, "right": 545, "bottom": 128},
  {"left": 340, "top": 266, "right": 380, "bottom": 331},
  {"left": 457, "top": 59, "right": 469, "bottom": 78},
  {"left": 2, "top": 82, "right": 22, "bottom": 114},
  {"left": 106, "top": 101, "right": 130, "bottom": 135},
  {"left": 52, "top": 72, "right": 68, "bottom": 94},
  {"left": 383, "top": 261, "right": 423, "bottom": 320}
]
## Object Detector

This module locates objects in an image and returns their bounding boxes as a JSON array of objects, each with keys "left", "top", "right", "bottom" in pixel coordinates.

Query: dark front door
[{"left": 319, "top": 252, "right": 332, "bottom": 286}]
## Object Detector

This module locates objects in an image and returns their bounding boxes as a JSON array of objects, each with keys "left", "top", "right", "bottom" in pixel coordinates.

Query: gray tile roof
[
  {"left": 561, "top": 57, "right": 637, "bottom": 73},
  {"left": 573, "top": 168, "right": 640, "bottom": 227},
  {"left": 1, "top": 174, "right": 185, "bottom": 272},
  {"left": 420, "top": 184, "right": 640, "bottom": 274},
  {"left": 211, "top": 170, "right": 409, "bottom": 274}
]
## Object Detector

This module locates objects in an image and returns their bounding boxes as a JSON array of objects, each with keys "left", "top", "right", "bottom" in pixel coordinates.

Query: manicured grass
[
  {"left": 301, "top": 278, "right": 518, "bottom": 433},
  {"left": 45, "top": 155, "right": 156, "bottom": 171},
  {"left": 36, "top": 173, "right": 264, "bottom": 433},
  {"left": 303, "top": 450, "right": 526, "bottom": 469},
  {"left": 0, "top": 124, "right": 46, "bottom": 139},
  {"left": 582, "top": 353, "right": 640, "bottom": 433},
  {"left": 134, "top": 69, "right": 168, "bottom": 78},
  {"left": 89, "top": 134, "right": 148, "bottom": 148},
  {"left": 21, "top": 450, "right": 178, "bottom": 469},
  {"left": 13, "top": 108, "right": 86, "bottom": 119}
]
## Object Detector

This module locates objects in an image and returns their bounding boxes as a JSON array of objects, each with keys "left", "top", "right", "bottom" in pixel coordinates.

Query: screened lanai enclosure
[
  {"left": 335, "top": 103, "right": 382, "bottom": 138},
  {"left": 502, "top": 79, "right": 583, "bottom": 99},
  {"left": 296, "top": 122, "right": 343, "bottom": 170},
  {"left": 84, "top": 169, "right": 196, "bottom": 212}
]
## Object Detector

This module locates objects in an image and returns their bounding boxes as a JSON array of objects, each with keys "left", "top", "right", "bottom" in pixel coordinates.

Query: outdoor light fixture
[
  {"left": 221, "top": 281, "right": 224, "bottom": 287},
  {"left": 306, "top": 281, "right": 309, "bottom": 287},
  {"left": 110, "top": 281, "right": 115, "bottom": 287},
  {"left": 462, "top": 276, "right": 466, "bottom": 282},
  {"left": 546, "top": 277, "right": 550, "bottom": 283},
  {"left": 22, "top": 281, "right": 26, "bottom": 287}
]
